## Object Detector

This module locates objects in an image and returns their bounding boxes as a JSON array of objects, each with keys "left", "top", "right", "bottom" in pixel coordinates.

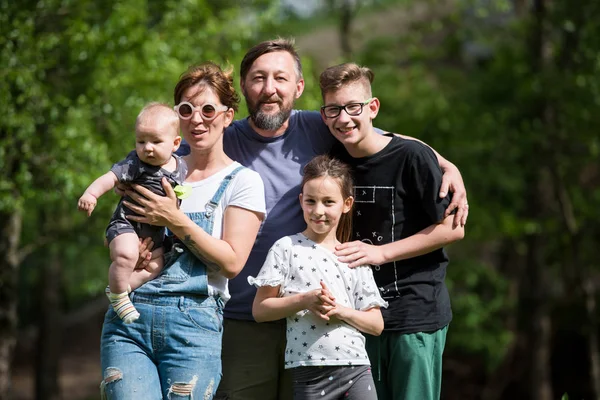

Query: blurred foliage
[
  {"left": 353, "top": 0, "right": 600, "bottom": 378},
  {"left": 0, "top": 0, "right": 287, "bottom": 317},
  {"left": 3, "top": 0, "right": 600, "bottom": 396}
]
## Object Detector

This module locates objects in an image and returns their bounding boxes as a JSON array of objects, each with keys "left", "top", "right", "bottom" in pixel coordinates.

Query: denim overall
[{"left": 100, "top": 166, "right": 244, "bottom": 400}]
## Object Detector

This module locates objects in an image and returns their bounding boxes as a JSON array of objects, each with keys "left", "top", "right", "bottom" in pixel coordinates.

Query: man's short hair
[
  {"left": 240, "top": 38, "right": 303, "bottom": 81},
  {"left": 319, "top": 63, "right": 374, "bottom": 97}
]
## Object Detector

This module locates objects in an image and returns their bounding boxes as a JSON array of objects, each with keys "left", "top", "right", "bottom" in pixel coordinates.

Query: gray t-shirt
[{"left": 223, "top": 110, "right": 336, "bottom": 320}]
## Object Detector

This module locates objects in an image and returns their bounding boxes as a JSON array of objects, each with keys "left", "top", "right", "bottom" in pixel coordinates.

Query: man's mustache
[{"left": 258, "top": 96, "right": 282, "bottom": 105}]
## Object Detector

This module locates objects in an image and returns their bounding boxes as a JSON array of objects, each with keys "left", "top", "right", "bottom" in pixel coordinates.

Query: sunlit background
[{"left": 2, "top": 0, "right": 599, "bottom": 399}]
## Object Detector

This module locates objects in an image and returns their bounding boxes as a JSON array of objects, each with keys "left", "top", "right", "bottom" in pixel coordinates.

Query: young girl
[{"left": 249, "top": 155, "right": 387, "bottom": 400}]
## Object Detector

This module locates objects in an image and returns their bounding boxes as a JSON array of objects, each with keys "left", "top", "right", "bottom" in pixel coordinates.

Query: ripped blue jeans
[
  {"left": 99, "top": 166, "right": 243, "bottom": 399},
  {"left": 100, "top": 293, "right": 223, "bottom": 399}
]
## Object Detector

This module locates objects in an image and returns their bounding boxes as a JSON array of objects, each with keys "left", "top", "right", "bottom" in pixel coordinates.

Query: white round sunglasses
[{"left": 174, "top": 101, "right": 229, "bottom": 121}]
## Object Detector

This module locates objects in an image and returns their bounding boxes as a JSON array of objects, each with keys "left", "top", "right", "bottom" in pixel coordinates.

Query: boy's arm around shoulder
[
  {"left": 335, "top": 141, "right": 465, "bottom": 268},
  {"left": 379, "top": 213, "right": 464, "bottom": 264},
  {"left": 78, "top": 171, "right": 119, "bottom": 216},
  {"left": 335, "top": 214, "right": 464, "bottom": 268}
]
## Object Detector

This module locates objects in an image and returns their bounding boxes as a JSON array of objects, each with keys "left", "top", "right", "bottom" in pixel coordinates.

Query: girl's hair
[
  {"left": 174, "top": 61, "right": 240, "bottom": 111},
  {"left": 301, "top": 155, "right": 354, "bottom": 243}
]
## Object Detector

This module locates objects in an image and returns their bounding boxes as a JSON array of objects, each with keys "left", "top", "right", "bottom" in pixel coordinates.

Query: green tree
[
  {"left": 356, "top": 0, "right": 600, "bottom": 398},
  {"left": 0, "top": 0, "right": 282, "bottom": 397}
]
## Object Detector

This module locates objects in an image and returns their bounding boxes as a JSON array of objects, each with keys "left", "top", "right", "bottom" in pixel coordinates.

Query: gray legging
[{"left": 291, "top": 365, "right": 377, "bottom": 400}]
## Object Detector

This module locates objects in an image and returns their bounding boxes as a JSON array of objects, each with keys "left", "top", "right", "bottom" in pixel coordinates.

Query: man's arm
[{"left": 334, "top": 214, "right": 464, "bottom": 268}]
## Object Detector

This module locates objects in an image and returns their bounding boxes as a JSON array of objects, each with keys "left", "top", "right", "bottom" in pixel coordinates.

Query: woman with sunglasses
[{"left": 99, "top": 62, "right": 266, "bottom": 399}]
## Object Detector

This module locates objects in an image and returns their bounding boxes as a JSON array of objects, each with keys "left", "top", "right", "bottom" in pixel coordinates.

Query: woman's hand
[
  {"left": 135, "top": 237, "right": 154, "bottom": 270},
  {"left": 123, "top": 178, "right": 180, "bottom": 227}
]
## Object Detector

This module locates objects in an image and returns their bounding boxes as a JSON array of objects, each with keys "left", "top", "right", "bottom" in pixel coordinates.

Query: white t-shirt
[
  {"left": 248, "top": 233, "right": 388, "bottom": 369},
  {"left": 180, "top": 161, "right": 265, "bottom": 302}
]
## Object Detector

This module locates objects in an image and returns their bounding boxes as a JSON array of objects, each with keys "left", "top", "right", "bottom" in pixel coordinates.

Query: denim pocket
[
  {"left": 158, "top": 249, "right": 194, "bottom": 281},
  {"left": 183, "top": 305, "right": 223, "bottom": 334}
]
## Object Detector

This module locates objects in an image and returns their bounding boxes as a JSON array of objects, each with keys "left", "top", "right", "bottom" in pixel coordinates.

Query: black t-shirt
[{"left": 335, "top": 135, "right": 452, "bottom": 334}]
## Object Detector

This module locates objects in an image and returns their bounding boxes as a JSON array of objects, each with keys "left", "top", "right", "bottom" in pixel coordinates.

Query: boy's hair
[
  {"left": 301, "top": 155, "right": 354, "bottom": 243},
  {"left": 240, "top": 38, "right": 303, "bottom": 82},
  {"left": 174, "top": 61, "right": 240, "bottom": 111},
  {"left": 136, "top": 102, "right": 179, "bottom": 135},
  {"left": 319, "top": 62, "right": 374, "bottom": 98}
]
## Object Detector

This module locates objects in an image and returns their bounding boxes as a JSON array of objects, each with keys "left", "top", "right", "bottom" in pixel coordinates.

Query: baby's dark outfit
[{"left": 106, "top": 151, "right": 187, "bottom": 249}]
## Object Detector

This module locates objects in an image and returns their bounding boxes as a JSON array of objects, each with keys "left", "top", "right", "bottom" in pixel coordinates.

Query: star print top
[{"left": 248, "top": 233, "right": 388, "bottom": 369}]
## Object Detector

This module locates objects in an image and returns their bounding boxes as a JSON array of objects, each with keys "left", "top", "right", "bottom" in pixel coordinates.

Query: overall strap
[{"left": 204, "top": 166, "right": 245, "bottom": 218}]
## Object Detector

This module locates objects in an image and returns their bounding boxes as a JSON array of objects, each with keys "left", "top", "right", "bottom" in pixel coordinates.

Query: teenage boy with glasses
[
  {"left": 210, "top": 39, "right": 469, "bottom": 400},
  {"left": 320, "top": 62, "right": 465, "bottom": 400}
]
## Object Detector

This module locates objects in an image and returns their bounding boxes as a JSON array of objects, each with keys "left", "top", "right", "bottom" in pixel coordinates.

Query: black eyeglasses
[{"left": 320, "top": 98, "right": 373, "bottom": 118}]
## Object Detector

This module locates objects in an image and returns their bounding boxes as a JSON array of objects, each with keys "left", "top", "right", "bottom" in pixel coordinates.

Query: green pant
[{"left": 365, "top": 326, "right": 448, "bottom": 400}]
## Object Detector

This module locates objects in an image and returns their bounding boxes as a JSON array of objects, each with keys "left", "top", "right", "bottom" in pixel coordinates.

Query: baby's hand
[{"left": 78, "top": 193, "right": 97, "bottom": 217}]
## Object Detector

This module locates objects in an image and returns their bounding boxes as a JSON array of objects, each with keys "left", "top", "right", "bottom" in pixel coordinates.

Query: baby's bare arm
[{"left": 78, "top": 171, "right": 118, "bottom": 216}]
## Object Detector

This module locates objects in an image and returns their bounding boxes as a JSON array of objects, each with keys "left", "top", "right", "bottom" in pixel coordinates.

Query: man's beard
[{"left": 247, "top": 96, "right": 295, "bottom": 131}]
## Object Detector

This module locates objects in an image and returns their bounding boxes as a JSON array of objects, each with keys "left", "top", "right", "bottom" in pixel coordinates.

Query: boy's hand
[
  {"left": 78, "top": 193, "right": 97, "bottom": 217},
  {"left": 439, "top": 164, "right": 469, "bottom": 228},
  {"left": 334, "top": 241, "right": 386, "bottom": 268}
]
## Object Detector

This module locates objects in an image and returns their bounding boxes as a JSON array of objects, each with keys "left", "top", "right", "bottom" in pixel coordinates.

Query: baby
[{"left": 78, "top": 102, "right": 187, "bottom": 323}]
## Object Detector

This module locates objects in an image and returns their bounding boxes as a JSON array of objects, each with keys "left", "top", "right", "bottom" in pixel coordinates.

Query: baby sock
[{"left": 105, "top": 287, "right": 140, "bottom": 324}]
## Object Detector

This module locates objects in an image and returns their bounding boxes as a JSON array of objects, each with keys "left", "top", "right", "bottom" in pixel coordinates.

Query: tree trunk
[
  {"left": 339, "top": 0, "right": 354, "bottom": 59},
  {"left": 0, "top": 209, "right": 23, "bottom": 400},
  {"left": 584, "top": 280, "right": 600, "bottom": 400},
  {"left": 481, "top": 239, "right": 523, "bottom": 400},
  {"left": 521, "top": 228, "right": 553, "bottom": 400},
  {"left": 35, "top": 246, "right": 62, "bottom": 400},
  {"left": 525, "top": 1, "right": 553, "bottom": 397}
]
